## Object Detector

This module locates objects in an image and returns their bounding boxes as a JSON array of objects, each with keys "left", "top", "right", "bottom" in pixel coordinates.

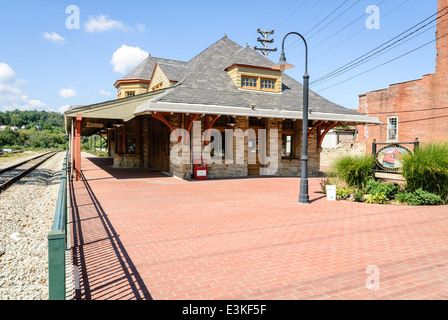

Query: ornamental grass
[{"left": 401, "top": 142, "right": 448, "bottom": 201}]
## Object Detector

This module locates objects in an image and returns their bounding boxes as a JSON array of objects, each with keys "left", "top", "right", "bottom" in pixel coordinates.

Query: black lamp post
[{"left": 272, "top": 32, "right": 310, "bottom": 204}]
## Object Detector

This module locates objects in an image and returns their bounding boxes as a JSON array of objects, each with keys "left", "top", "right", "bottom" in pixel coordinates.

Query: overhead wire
[
  {"left": 311, "top": 10, "right": 447, "bottom": 87},
  {"left": 308, "top": 0, "right": 405, "bottom": 64},
  {"left": 310, "top": 4, "right": 448, "bottom": 86},
  {"left": 313, "top": 29, "right": 448, "bottom": 93},
  {"left": 282, "top": 0, "right": 351, "bottom": 53},
  {"left": 306, "top": 0, "right": 362, "bottom": 41},
  {"left": 273, "top": 0, "right": 308, "bottom": 31},
  {"left": 287, "top": 0, "right": 369, "bottom": 61},
  {"left": 264, "top": 0, "right": 295, "bottom": 30}
]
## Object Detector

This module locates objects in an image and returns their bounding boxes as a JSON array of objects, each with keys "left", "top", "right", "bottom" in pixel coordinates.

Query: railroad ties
[{"left": 0, "top": 152, "right": 59, "bottom": 192}]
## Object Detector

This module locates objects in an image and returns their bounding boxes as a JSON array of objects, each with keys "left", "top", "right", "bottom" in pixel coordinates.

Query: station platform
[{"left": 68, "top": 153, "right": 448, "bottom": 300}]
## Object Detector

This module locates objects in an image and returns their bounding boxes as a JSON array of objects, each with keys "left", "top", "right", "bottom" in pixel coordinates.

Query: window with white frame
[{"left": 387, "top": 117, "right": 398, "bottom": 141}]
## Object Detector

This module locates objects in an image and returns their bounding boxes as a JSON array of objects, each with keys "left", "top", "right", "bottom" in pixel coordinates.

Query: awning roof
[
  {"left": 134, "top": 101, "right": 381, "bottom": 125},
  {"left": 64, "top": 88, "right": 380, "bottom": 136}
]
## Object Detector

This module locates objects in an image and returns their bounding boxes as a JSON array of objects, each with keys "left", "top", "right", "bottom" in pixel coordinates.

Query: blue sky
[{"left": 0, "top": 0, "right": 439, "bottom": 114}]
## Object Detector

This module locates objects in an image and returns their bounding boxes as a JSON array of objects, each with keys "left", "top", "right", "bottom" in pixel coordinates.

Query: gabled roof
[
  {"left": 138, "top": 36, "right": 361, "bottom": 117},
  {"left": 121, "top": 56, "right": 187, "bottom": 80},
  {"left": 225, "top": 44, "right": 274, "bottom": 70},
  {"left": 156, "top": 62, "right": 189, "bottom": 82}
]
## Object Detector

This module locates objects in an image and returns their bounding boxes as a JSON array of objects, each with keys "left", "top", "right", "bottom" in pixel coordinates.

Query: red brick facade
[{"left": 358, "top": 0, "right": 448, "bottom": 153}]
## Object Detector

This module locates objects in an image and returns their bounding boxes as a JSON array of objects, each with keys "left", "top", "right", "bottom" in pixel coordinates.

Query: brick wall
[{"left": 358, "top": 0, "right": 448, "bottom": 153}]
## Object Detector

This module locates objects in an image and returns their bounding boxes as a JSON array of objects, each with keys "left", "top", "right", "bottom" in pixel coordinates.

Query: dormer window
[
  {"left": 226, "top": 64, "right": 282, "bottom": 93},
  {"left": 126, "top": 91, "right": 135, "bottom": 97},
  {"left": 261, "top": 79, "right": 276, "bottom": 90},
  {"left": 242, "top": 77, "right": 257, "bottom": 89},
  {"left": 241, "top": 75, "right": 277, "bottom": 92}
]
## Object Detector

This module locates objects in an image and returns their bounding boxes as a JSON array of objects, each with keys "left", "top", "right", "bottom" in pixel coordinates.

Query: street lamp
[{"left": 272, "top": 32, "right": 310, "bottom": 204}]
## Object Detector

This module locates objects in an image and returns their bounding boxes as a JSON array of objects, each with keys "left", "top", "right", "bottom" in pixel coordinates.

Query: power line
[
  {"left": 314, "top": 30, "right": 448, "bottom": 94},
  {"left": 306, "top": 0, "right": 362, "bottom": 41},
  {"left": 287, "top": 0, "right": 370, "bottom": 61},
  {"left": 311, "top": 11, "right": 446, "bottom": 87},
  {"left": 264, "top": 0, "right": 294, "bottom": 29},
  {"left": 304, "top": 0, "right": 350, "bottom": 36},
  {"left": 273, "top": 0, "right": 307, "bottom": 31},
  {"left": 310, "top": 0, "right": 388, "bottom": 54},
  {"left": 307, "top": 0, "right": 403, "bottom": 64},
  {"left": 269, "top": 0, "right": 322, "bottom": 62},
  {"left": 283, "top": 1, "right": 350, "bottom": 52},
  {"left": 311, "top": 5, "right": 448, "bottom": 86}
]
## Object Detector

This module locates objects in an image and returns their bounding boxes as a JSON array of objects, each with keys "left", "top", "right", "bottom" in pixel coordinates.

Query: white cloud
[
  {"left": 59, "top": 88, "right": 77, "bottom": 98},
  {"left": 110, "top": 45, "right": 149, "bottom": 74},
  {"left": 99, "top": 89, "right": 112, "bottom": 96},
  {"left": 0, "top": 62, "right": 16, "bottom": 82},
  {"left": 42, "top": 32, "right": 66, "bottom": 44},
  {"left": 0, "top": 63, "right": 48, "bottom": 111},
  {"left": 84, "top": 14, "right": 128, "bottom": 33},
  {"left": 58, "top": 105, "right": 70, "bottom": 113}
]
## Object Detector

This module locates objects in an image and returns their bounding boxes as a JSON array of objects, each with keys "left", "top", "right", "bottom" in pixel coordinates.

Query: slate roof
[
  {"left": 122, "top": 56, "right": 187, "bottom": 80},
  {"left": 136, "top": 36, "right": 360, "bottom": 116},
  {"left": 156, "top": 62, "right": 189, "bottom": 82}
]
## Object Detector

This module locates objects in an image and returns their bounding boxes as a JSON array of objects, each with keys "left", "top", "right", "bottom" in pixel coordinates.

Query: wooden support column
[{"left": 74, "top": 113, "right": 82, "bottom": 181}]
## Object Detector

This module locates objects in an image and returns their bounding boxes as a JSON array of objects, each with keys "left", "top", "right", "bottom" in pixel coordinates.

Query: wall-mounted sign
[
  {"left": 86, "top": 122, "right": 104, "bottom": 128},
  {"left": 375, "top": 144, "right": 412, "bottom": 172}
]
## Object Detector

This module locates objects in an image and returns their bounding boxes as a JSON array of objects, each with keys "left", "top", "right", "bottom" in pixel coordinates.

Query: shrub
[
  {"left": 395, "top": 192, "right": 408, "bottom": 204},
  {"left": 365, "top": 193, "right": 388, "bottom": 204},
  {"left": 332, "top": 155, "right": 375, "bottom": 189},
  {"left": 401, "top": 142, "right": 448, "bottom": 200},
  {"left": 336, "top": 187, "right": 355, "bottom": 200},
  {"left": 366, "top": 179, "right": 401, "bottom": 199},
  {"left": 350, "top": 189, "right": 364, "bottom": 202},
  {"left": 396, "top": 189, "right": 442, "bottom": 206}
]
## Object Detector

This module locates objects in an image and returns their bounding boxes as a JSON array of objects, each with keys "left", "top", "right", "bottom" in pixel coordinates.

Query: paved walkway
[{"left": 69, "top": 154, "right": 448, "bottom": 300}]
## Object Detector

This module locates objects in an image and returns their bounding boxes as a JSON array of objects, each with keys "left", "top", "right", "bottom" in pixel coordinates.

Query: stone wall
[
  {"left": 113, "top": 153, "right": 143, "bottom": 168},
  {"left": 119, "top": 114, "right": 324, "bottom": 178}
]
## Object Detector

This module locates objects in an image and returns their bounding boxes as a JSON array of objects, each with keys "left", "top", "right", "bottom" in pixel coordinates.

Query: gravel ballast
[{"left": 0, "top": 152, "right": 65, "bottom": 300}]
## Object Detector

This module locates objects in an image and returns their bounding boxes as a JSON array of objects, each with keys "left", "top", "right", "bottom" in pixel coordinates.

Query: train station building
[{"left": 64, "top": 35, "right": 380, "bottom": 181}]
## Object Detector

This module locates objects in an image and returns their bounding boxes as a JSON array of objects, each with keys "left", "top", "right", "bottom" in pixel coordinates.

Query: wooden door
[
  {"left": 160, "top": 125, "right": 170, "bottom": 172},
  {"left": 248, "top": 135, "right": 261, "bottom": 176},
  {"left": 149, "top": 119, "right": 170, "bottom": 173}
]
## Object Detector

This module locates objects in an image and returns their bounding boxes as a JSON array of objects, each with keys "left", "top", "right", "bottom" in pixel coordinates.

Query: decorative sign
[
  {"left": 375, "top": 144, "right": 412, "bottom": 172},
  {"left": 86, "top": 122, "right": 104, "bottom": 128}
]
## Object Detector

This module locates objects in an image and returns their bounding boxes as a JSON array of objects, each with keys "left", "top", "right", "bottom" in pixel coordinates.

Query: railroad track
[{"left": 0, "top": 151, "right": 59, "bottom": 192}]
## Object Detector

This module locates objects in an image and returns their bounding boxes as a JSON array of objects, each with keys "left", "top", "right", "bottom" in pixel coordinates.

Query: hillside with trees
[{"left": 0, "top": 110, "right": 68, "bottom": 150}]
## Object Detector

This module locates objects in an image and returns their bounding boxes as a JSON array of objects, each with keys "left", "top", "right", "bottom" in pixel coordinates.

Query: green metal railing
[{"left": 47, "top": 149, "right": 69, "bottom": 300}]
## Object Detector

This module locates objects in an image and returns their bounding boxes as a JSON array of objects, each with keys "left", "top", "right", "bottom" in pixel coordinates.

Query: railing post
[
  {"left": 48, "top": 150, "right": 69, "bottom": 300},
  {"left": 414, "top": 138, "right": 420, "bottom": 152},
  {"left": 48, "top": 231, "right": 66, "bottom": 300}
]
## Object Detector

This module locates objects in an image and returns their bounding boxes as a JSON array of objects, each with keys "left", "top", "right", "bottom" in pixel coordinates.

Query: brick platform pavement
[{"left": 69, "top": 153, "right": 448, "bottom": 300}]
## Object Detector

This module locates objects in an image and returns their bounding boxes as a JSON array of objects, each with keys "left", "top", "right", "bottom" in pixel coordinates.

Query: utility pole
[{"left": 254, "top": 29, "right": 277, "bottom": 57}]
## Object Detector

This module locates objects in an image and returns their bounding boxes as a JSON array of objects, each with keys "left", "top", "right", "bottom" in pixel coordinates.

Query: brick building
[{"left": 358, "top": 0, "right": 448, "bottom": 153}]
